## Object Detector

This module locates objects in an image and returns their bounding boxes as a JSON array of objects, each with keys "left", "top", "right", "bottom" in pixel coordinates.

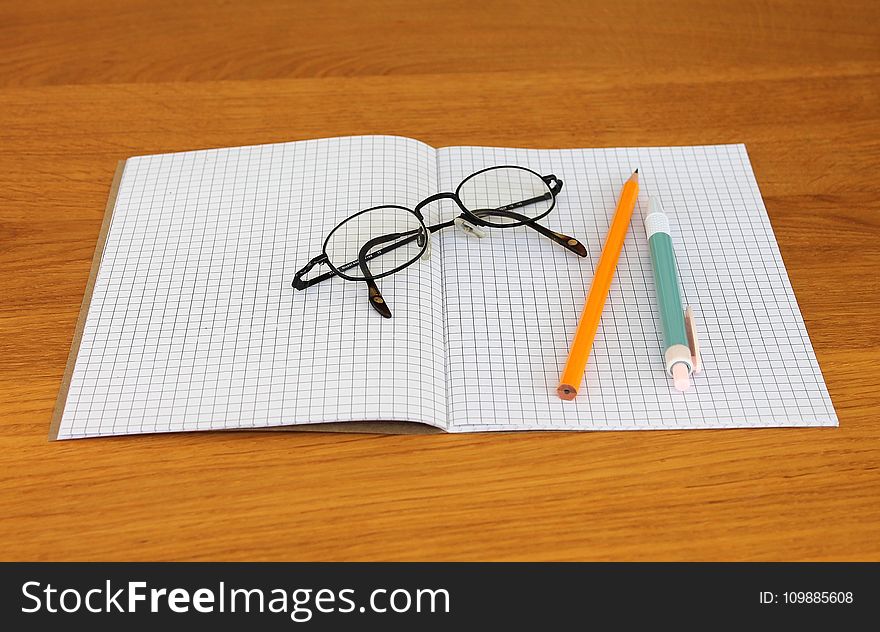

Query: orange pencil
[{"left": 558, "top": 169, "right": 640, "bottom": 400}]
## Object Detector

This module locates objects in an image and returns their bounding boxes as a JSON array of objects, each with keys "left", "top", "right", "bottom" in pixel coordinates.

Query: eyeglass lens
[
  {"left": 324, "top": 206, "right": 427, "bottom": 281},
  {"left": 458, "top": 167, "right": 553, "bottom": 226}
]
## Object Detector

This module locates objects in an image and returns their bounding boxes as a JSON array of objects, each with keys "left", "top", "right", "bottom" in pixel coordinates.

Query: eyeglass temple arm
[
  {"left": 295, "top": 227, "right": 425, "bottom": 294},
  {"left": 359, "top": 234, "right": 403, "bottom": 318},
  {"left": 474, "top": 175, "right": 584, "bottom": 255},
  {"left": 426, "top": 212, "right": 584, "bottom": 256},
  {"left": 485, "top": 175, "right": 562, "bottom": 212},
  {"left": 471, "top": 209, "right": 587, "bottom": 257}
]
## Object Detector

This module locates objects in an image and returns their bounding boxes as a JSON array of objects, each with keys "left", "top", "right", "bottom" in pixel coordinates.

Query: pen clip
[{"left": 685, "top": 306, "right": 702, "bottom": 374}]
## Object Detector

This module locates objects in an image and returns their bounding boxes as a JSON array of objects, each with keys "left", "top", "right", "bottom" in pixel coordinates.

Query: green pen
[{"left": 644, "top": 197, "right": 701, "bottom": 391}]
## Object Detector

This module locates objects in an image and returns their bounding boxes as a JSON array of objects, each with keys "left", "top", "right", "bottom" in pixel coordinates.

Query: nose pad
[
  {"left": 419, "top": 229, "right": 432, "bottom": 260},
  {"left": 454, "top": 216, "right": 488, "bottom": 238}
]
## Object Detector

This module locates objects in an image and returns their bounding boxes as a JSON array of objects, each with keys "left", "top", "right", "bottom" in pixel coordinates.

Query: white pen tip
[{"left": 672, "top": 363, "right": 690, "bottom": 391}]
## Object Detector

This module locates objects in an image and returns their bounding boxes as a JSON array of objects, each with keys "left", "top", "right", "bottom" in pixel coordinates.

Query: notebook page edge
[{"left": 50, "top": 159, "right": 128, "bottom": 440}]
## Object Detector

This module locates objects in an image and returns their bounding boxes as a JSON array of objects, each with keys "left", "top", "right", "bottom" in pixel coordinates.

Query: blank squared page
[
  {"left": 57, "top": 136, "right": 446, "bottom": 439},
  {"left": 437, "top": 144, "right": 838, "bottom": 431}
]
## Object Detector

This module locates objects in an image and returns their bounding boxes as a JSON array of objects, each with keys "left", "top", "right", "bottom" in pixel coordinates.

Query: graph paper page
[
  {"left": 56, "top": 136, "right": 447, "bottom": 439},
  {"left": 437, "top": 144, "right": 838, "bottom": 431}
]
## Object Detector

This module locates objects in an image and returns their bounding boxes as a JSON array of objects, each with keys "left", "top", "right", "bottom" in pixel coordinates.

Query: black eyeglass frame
[{"left": 292, "top": 165, "right": 587, "bottom": 317}]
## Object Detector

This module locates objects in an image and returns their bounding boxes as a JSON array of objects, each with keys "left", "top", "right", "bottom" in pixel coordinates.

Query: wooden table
[{"left": 1, "top": 0, "right": 878, "bottom": 561}]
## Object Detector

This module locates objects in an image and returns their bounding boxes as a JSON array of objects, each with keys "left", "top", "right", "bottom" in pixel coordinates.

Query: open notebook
[{"left": 51, "top": 135, "right": 837, "bottom": 439}]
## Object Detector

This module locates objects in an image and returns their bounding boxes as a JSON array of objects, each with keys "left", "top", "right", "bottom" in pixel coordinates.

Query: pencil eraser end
[
  {"left": 557, "top": 384, "right": 578, "bottom": 400},
  {"left": 672, "top": 363, "right": 690, "bottom": 391}
]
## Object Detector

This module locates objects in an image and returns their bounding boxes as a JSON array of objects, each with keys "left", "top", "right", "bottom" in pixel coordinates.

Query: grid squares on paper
[
  {"left": 437, "top": 144, "right": 838, "bottom": 431},
  {"left": 58, "top": 136, "right": 447, "bottom": 439}
]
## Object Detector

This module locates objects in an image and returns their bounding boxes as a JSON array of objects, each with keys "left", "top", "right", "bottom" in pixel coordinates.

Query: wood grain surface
[{"left": 0, "top": 0, "right": 878, "bottom": 561}]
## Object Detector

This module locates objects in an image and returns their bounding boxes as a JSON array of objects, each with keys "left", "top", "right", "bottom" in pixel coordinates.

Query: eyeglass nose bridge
[{"left": 413, "top": 191, "right": 467, "bottom": 217}]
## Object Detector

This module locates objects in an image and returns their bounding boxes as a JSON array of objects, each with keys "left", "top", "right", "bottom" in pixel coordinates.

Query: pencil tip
[{"left": 634, "top": 168, "right": 639, "bottom": 173}]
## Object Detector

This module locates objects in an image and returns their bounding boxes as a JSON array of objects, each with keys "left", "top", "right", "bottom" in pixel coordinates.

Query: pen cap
[{"left": 644, "top": 197, "right": 671, "bottom": 239}]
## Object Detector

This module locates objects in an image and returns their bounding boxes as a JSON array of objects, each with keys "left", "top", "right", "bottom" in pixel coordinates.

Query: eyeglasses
[{"left": 292, "top": 165, "right": 587, "bottom": 317}]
